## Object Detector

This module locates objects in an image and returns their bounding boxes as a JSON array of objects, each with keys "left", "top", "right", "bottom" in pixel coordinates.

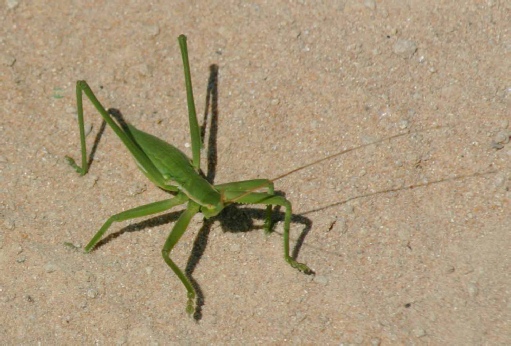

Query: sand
[{"left": 1, "top": 1, "right": 510, "bottom": 344}]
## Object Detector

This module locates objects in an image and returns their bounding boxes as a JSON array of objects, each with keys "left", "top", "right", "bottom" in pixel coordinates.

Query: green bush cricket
[
  {"left": 66, "top": 34, "right": 314, "bottom": 315},
  {"left": 66, "top": 34, "right": 479, "bottom": 315}
]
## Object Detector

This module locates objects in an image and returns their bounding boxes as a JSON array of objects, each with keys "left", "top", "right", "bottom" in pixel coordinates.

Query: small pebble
[
  {"left": 370, "top": 338, "right": 381, "bottom": 346},
  {"left": 314, "top": 275, "right": 329, "bottom": 285},
  {"left": 0, "top": 53, "right": 16, "bottom": 66},
  {"left": 3, "top": 218, "right": 15, "bottom": 230},
  {"left": 16, "top": 256, "right": 26, "bottom": 263},
  {"left": 393, "top": 39, "right": 418, "bottom": 59},
  {"left": 84, "top": 123, "right": 93, "bottom": 137},
  {"left": 413, "top": 327, "right": 426, "bottom": 337},
  {"left": 87, "top": 288, "right": 99, "bottom": 299},
  {"left": 364, "top": 0, "right": 376, "bottom": 10},
  {"left": 398, "top": 119, "right": 410, "bottom": 129},
  {"left": 493, "top": 130, "right": 511, "bottom": 147},
  {"left": 6, "top": 0, "right": 19, "bottom": 10},
  {"left": 444, "top": 265, "right": 455, "bottom": 274},
  {"left": 128, "top": 182, "right": 147, "bottom": 196},
  {"left": 331, "top": 217, "right": 348, "bottom": 234},
  {"left": 144, "top": 24, "right": 160, "bottom": 38},
  {"left": 229, "top": 243, "right": 241, "bottom": 253},
  {"left": 44, "top": 263, "right": 58, "bottom": 273},
  {"left": 467, "top": 282, "right": 479, "bottom": 297},
  {"left": 86, "top": 174, "right": 99, "bottom": 189}
]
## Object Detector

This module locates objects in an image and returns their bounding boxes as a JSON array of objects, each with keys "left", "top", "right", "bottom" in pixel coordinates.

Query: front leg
[{"left": 85, "top": 194, "right": 188, "bottom": 252}]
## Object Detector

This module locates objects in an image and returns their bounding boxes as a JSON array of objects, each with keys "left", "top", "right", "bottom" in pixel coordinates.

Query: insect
[
  {"left": 66, "top": 35, "right": 313, "bottom": 315},
  {"left": 67, "top": 35, "right": 484, "bottom": 316}
]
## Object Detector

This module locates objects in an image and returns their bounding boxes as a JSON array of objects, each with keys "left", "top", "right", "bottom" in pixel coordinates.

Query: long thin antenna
[
  {"left": 226, "top": 125, "right": 448, "bottom": 204},
  {"left": 270, "top": 125, "right": 446, "bottom": 183},
  {"left": 298, "top": 169, "right": 497, "bottom": 215}
]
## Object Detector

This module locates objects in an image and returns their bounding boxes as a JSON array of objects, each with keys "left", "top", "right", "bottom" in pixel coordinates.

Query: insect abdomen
[{"left": 127, "top": 124, "right": 221, "bottom": 207}]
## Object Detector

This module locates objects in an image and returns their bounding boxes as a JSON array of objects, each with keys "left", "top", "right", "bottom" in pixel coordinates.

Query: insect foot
[
  {"left": 186, "top": 293, "right": 195, "bottom": 316},
  {"left": 287, "top": 257, "right": 314, "bottom": 275},
  {"left": 65, "top": 155, "right": 86, "bottom": 175},
  {"left": 263, "top": 216, "right": 274, "bottom": 234}
]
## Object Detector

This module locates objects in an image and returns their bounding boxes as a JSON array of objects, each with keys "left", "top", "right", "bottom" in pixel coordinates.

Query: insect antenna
[
  {"left": 298, "top": 168, "right": 496, "bottom": 216},
  {"left": 228, "top": 125, "right": 454, "bottom": 204},
  {"left": 268, "top": 125, "right": 446, "bottom": 183}
]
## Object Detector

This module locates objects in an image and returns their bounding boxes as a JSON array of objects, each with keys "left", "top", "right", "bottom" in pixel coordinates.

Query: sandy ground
[{"left": 1, "top": 0, "right": 510, "bottom": 344}]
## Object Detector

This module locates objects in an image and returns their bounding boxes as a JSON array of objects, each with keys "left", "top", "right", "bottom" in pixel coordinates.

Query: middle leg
[{"left": 215, "top": 179, "right": 275, "bottom": 232}]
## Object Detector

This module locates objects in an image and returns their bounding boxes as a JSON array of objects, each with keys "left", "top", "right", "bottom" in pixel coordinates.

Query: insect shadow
[{"left": 87, "top": 64, "right": 313, "bottom": 320}]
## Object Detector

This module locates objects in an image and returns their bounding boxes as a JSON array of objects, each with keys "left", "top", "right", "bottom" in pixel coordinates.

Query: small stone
[
  {"left": 364, "top": 0, "right": 376, "bottom": 10},
  {"left": 16, "top": 256, "right": 26, "bottom": 263},
  {"left": 331, "top": 217, "right": 348, "bottom": 234},
  {"left": 370, "top": 338, "right": 381, "bottom": 346},
  {"left": 44, "top": 263, "right": 58, "bottom": 273},
  {"left": 128, "top": 182, "right": 147, "bottom": 196},
  {"left": 314, "top": 275, "right": 328, "bottom": 285},
  {"left": 341, "top": 204, "right": 355, "bottom": 215},
  {"left": 144, "top": 25, "right": 160, "bottom": 38},
  {"left": 86, "top": 174, "right": 99, "bottom": 189},
  {"left": 87, "top": 288, "right": 98, "bottom": 299},
  {"left": 492, "top": 142, "right": 505, "bottom": 150},
  {"left": 10, "top": 244, "right": 22, "bottom": 255},
  {"left": 428, "top": 312, "right": 437, "bottom": 322},
  {"left": 354, "top": 334, "right": 365, "bottom": 343},
  {"left": 413, "top": 327, "right": 426, "bottom": 337},
  {"left": 0, "top": 53, "right": 16, "bottom": 66},
  {"left": 84, "top": 123, "right": 93, "bottom": 137},
  {"left": 229, "top": 243, "right": 241, "bottom": 253},
  {"left": 3, "top": 218, "right": 15, "bottom": 230},
  {"left": 6, "top": 0, "right": 19, "bottom": 10},
  {"left": 393, "top": 39, "right": 418, "bottom": 59},
  {"left": 467, "top": 282, "right": 479, "bottom": 297},
  {"left": 494, "top": 130, "right": 510, "bottom": 145},
  {"left": 444, "top": 265, "right": 455, "bottom": 274}
]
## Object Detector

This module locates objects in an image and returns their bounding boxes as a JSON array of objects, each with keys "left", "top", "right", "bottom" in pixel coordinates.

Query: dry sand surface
[{"left": 1, "top": 1, "right": 510, "bottom": 344}]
